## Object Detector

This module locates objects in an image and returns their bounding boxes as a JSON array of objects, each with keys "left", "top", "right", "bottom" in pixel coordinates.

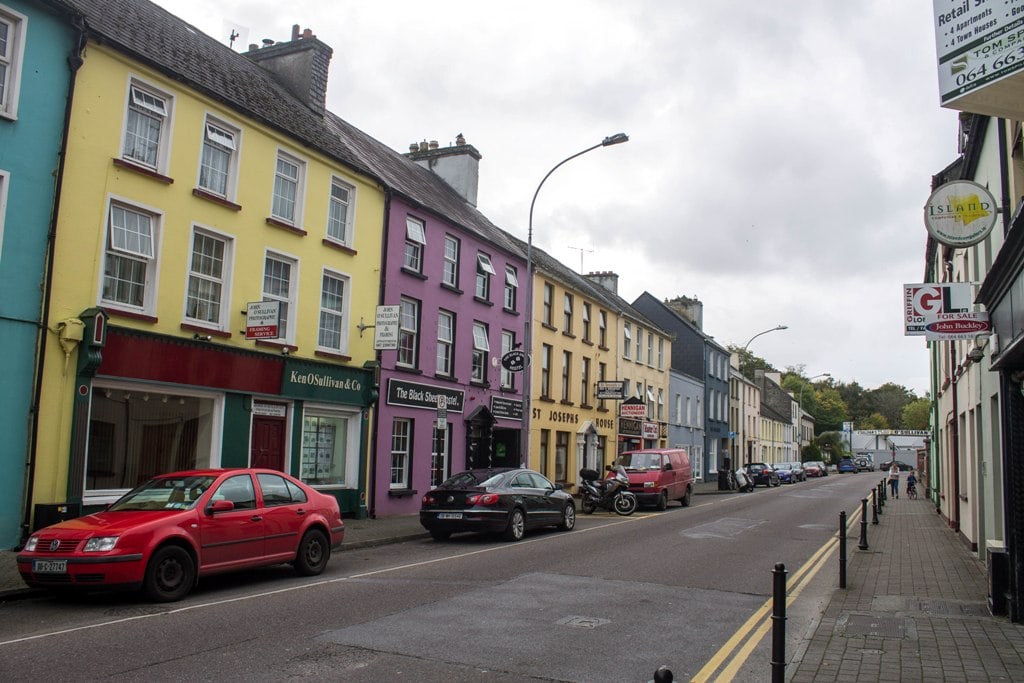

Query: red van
[{"left": 614, "top": 448, "right": 695, "bottom": 510}]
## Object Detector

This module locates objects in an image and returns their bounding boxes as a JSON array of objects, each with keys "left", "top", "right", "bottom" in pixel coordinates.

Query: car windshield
[
  {"left": 109, "top": 475, "right": 218, "bottom": 511},
  {"left": 616, "top": 452, "right": 663, "bottom": 471}
]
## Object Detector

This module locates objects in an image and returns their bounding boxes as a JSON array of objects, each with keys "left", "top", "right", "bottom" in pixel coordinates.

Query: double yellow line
[{"left": 690, "top": 505, "right": 864, "bottom": 682}]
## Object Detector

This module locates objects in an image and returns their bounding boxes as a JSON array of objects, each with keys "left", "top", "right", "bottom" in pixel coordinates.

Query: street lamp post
[
  {"left": 737, "top": 325, "right": 787, "bottom": 468},
  {"left": 797, "top": 372, "right": 831, "bottom": 459},
  {"left": 521, "top": 133, "right": 629, "bottom": 469}
]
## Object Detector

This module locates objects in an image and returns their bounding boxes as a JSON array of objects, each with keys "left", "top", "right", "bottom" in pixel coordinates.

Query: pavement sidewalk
[{"left": 788, "top": 490, "right": 1024, "bottom": 682}]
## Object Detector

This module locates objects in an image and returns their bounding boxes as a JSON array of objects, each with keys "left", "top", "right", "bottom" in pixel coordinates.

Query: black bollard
[
  {"left": 650, "top": 665, "right": 673, "bottom": 683},
  {"left": 771, "top": 562, "right": 787, "bottom": 683},
  {"left": 881, "top": 478, "right": 887, "bottom": 504},
  {"left": 839, "top": 510, "right": 847, "bottom": 589},
  {"left": 871, "top": 491, "right": 879, "bottom": 525},
  {"left": 858, "top": 498, "right": 869, "bottom": 550},
  {"left": 877, "top": 483, "right": 884, "bottom": 513}
]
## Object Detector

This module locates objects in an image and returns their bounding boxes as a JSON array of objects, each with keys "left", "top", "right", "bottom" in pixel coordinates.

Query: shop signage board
[
  {"left": 933, "top": 0, "right": 1024, "bottom": 118},
  {"left": 491, "top": 396, "right": 524, "bottom": 421},
  {"left": 904, "top": 282, "right": 976, "bottom": 334},
  {"left": 924, "top": 180, "right": 998, "bottom": 247},
  {"left": 619, "top": 397, "right": 647, "bottom": 418},
  {"left": 373, "top": 305, "right": 400, "bottom": 350},
  {"left": 386, "top": 378, "right": 464, "bottom": 413},
  {"left": 500, "top": 350, "right": 527, "bottom": 372},
  {"left": 245, "top": 301, "right": 280, "bottom": 339},
  {"left": 596, "top": 380, "right": 625, "bottom": 400},
  {"left": 281, "top": 360, "right": 371, "bottom": 404}
]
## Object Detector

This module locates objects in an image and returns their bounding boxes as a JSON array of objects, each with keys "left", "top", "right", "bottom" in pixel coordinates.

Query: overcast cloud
[{"left": 152, "top": 0, "right": 956, "bottom": 396}]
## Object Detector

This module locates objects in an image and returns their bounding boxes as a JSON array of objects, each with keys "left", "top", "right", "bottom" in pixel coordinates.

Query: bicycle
[{"left": 907, "top": 483, "right": 918, "bottom": 500}]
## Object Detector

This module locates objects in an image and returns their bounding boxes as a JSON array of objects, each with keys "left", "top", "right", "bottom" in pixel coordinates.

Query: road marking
[{"left": 690, "top": 505, "right": 864, "bottom": 682}]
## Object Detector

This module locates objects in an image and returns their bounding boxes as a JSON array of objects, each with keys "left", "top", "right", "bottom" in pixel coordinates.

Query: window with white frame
[
  {"left": 658, "top": 388, "right": 664, "bottom": 421},
  {"left": 185, "top": 228, "right": 231, "bottom": 328},
  {"left": 580, "top": 357, "right": 590, "bottom": 406},
  {"left": 543, "top": 283, "right": 554, "bottom": 325},
  {"left": 500, "top": 330, "right": 515, "bottom": 389},
  {"left": 563, "top": 293, "right": 573, "bottom": 334},
  {"left": 504, "top": 265, "right": 518, "bottom": 311},
  {"left": 541, "top": 344, "right": 552, "bottom": 398},
  {"left": 404, "top": 216, "right": 425, "bottom": 272},
  {"left": 271, "top": 151, "right": 304, "bottom": 224},
  {"left": 318, "top": 270, "right": 349, "bottom": 354},
  {"left": 647, "top": 333, "right": 654, "bottom": 366},
  {"left": 198, "top": 117, "right": 238, "bottom": 198},
  {"left": 598, "top": 362, "right": 607, "bottom": 409},
  {"left": 431, "top": 424, "right": 450, "bottom": 487},
  {"left": 635, "top": 327, "right": 643, "bottom": 362},
  {"left": 471, "top": 321, "right": 489, "bottom": 382},
  {"left": 599, "top": 310, "right": 607, "bottom": 347},
  {"left": 475, "top": 253, "right": 494, "bottom": 300},
  {"left": 102, "top": 201, "right": 160, "bottom": 313},
  {"left": 436, "top": 310, "right": 454, "bottom": 376},
  {"left": 390, "top": 418, "right": 412, "bottom": 488},
  {"left": 442, "top": 234, "right": 460, "bottom": 286},
  {"left": 327, "top": 177, "right": 354, "bottom": 245},
  {"left": 561, "top": 350, "right": 571, "bottom": 402},
  {"left": 0, "top": 7, "right": 26, "bottom": 119},
  {"left": 658, "top": 338, "right": 664, "bottom": 369},
  {"left": 582, "top": 303, "right": 591, "bottom": 342},
  {"left": 622, "top": 323, "right": 632, "bottom": 358},
  {"left": 262, "top": 253, "right": 297, "bottom": 342},
  {"left": 122, "top": 82, "right": 172, "bottom": 171},
  {"left": 647, "top": 386, "right": 655, "bottom": 418},
  {"left": 398, "top": 297, "right": 419, "bottom": 368}
]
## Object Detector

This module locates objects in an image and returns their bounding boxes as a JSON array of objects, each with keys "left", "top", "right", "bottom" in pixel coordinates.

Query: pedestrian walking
[{"left": 888, "top": 461, "right": 900, "bottom": 498}]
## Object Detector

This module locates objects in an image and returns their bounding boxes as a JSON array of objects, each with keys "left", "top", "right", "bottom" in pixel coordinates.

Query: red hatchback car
[{"left": 17, "top": 468, "right": 344, "bottom": 602}]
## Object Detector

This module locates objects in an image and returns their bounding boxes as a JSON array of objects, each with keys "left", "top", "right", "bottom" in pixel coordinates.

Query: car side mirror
[
  {"left": 553, "top": 483, "right": 564, "bottom": 491},
  {"left": 206, "top": 499, "right": 235, "bottom": 515},
  {"left": 663, "top": 463, "right": 672, "bottom": 471}
]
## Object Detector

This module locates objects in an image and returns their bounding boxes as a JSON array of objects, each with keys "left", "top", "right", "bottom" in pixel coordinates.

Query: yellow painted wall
[{"left": 33, "top": 44, "right": 385, "bottom": 504}]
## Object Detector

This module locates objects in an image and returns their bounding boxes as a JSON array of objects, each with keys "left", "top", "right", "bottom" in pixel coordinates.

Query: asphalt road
[{"left": 0, "top": 473, "right": 875, "bottom": 682}]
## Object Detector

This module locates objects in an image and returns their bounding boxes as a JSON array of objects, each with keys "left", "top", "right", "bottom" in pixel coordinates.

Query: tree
[
  {"left": 865, "top": 383, "right": 915, "bottom": 428},
  {"left": 817, "top": 432, "right": 848, "bottom": 463},
  {"left": 902, "top": 398, "right": 930, "bottom": 429},
  {"left": 726, "top": 345, "right": 777, "bottom": 380},
  {"left": 862, "top": 412, "right": 890, "bottom": 430},
  {"left": 813, "top": 387, "right": 849, "bottom": 433}
]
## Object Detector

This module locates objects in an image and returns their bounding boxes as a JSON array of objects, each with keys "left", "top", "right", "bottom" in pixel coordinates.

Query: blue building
[
  {"left": 0, "top": 0, "right": 78, "bottom": 547},
  {"left": 631, "top": 293, "right": 731, "bottom": 482}
]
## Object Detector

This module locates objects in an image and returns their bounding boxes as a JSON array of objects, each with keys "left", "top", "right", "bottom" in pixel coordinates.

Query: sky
[{"left": 151, "top": 0, "right": 958, "bottom": 397}]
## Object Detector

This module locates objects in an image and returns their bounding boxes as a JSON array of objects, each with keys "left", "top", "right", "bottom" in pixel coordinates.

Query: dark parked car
[
  {"left": 420, "top": 468, "right": 576, "bottom": 542},
  {"left": 777, "top": 462, "right": 806, "bottom": 482},
  {"left": 745, "top": 462, "right": 781, "bottom": 487},
  {"left": 838, "top": 457, "right": 857, "bottom": 473},
  {"left": 17, "top": 468, "right": 344, "bottom": 602}
]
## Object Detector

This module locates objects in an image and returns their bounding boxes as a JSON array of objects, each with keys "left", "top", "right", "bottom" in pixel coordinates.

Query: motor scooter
[
  {"left": 579, "top": 465, "right": 638, "bottom": 515},
  {"left": 733, "top": 467, "right": 754, "bottom": 493}
]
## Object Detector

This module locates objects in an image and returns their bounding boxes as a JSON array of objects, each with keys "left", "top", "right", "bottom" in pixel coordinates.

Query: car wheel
[
  {"left": 558, "top": 503, "right": 576, "bottom": 531},
  {"left": 656, "top": 491, "right": 668, "bottom": 511},
  {"left": 143, "top": 545, "right": 195, "bottom": 602},
  {"left": 680, "top": 486, "right": 692, "bottom": 508},
  {"left": 503, "top": 508, "right": 526, "bottom": 542},
  {"left": 293, "top": 528, "right": 330, "bottom": 576},
  {"left": 772, "top": 478, "right": 780, "bottom": 487},
  {"left": 429, "top": 529, "right": 452, "bottom": 541}
]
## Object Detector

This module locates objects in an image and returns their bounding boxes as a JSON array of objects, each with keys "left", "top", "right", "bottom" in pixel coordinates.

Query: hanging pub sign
[{"left": 924, "top": 180, "right": 998, "bottom": 247}]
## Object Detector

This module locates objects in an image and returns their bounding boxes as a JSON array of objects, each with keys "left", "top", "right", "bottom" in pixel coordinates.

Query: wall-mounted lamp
[
  {"left": 967, "top": 333, "right": 991, "bottom": 364},
  {"left": 193, "top": 333, "right": 212, "bottom": 342},
  {"left": 281, "top": 347, "right": 291, "bottom": 356}
]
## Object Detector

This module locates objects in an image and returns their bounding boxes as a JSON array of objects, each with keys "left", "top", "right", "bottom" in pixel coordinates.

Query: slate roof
[
  {"left": 529, "top": 246, "right": 668, "bottom": 337},
  {"left": 58, "top": 0, "right": 525, "bottom": 260}
]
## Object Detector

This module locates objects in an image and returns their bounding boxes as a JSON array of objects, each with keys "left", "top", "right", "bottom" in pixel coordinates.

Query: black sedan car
[
  {"left": 420, "top": 468, "right": 576, "bottom": 542},
  {"left": 746, "top": 462, "right": 781, "bottom": 487}
]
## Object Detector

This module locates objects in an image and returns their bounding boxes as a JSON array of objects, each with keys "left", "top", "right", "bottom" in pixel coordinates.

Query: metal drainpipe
[
  {"left": 20, "top": 19, "right": 87, "bottom": 546},
  {"left": 366, "top": 191, "right": 392, "bottom": 519}
]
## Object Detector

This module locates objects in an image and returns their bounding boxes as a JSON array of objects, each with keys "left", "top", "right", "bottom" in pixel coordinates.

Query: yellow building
[
  {"left": 526, "top": 254, "right": 669, "bottom": 489},
  {"left": 32, "top": 13, "right": 385, "bottom": 520}
]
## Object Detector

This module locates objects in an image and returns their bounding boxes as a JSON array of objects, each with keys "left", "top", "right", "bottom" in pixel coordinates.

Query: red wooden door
[{"left": 251, "top": 415, "right": 286, "bottom": 471}]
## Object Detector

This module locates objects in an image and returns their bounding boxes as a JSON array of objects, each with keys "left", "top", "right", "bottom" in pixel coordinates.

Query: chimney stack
[
  {"left": 585, "top": 271, "right": 619, "bottom": 295},
  {"left": 407, "top": 134, "right": 482, "bottom": 206},
  {"left": 246, "top": 24, "right": 333, "bottom": 117},
  {"left": 665, "top": 295, "right": 704, "bottom": 329}
]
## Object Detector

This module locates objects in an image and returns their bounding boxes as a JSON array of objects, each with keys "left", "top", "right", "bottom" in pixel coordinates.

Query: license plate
[
  {"left": 437, "top": 512, "right": 463, "bottom": 520},
  {"left": 33, "top": 559, "right": 67, "bottom": 574}
]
